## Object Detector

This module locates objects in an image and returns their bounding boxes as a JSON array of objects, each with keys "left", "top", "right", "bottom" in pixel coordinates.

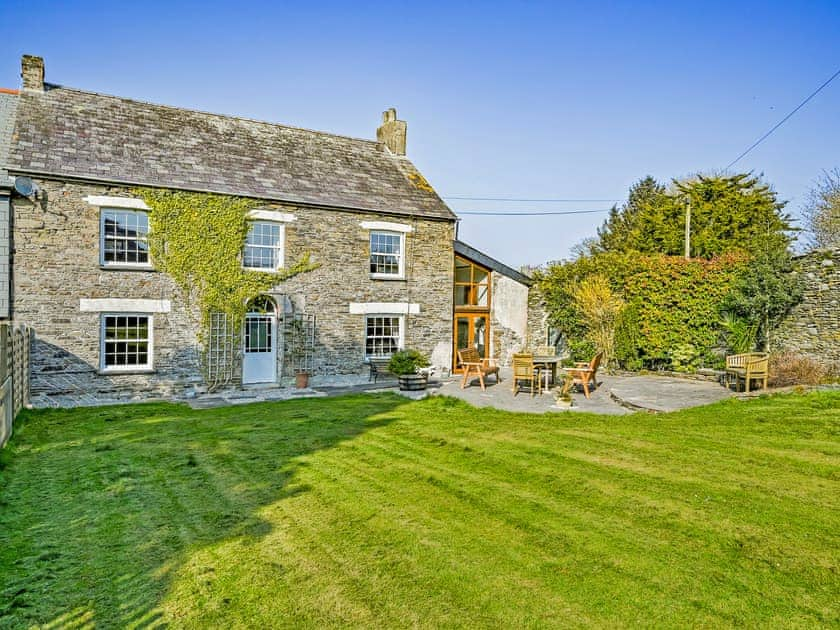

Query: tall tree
[
  {"left": 675, "top": 173, "right": 793, "bottom": 258},
  {"left": 593, "top": 173, "right": 795, "bottom": 258},
  {"left": 595, "top": 176, "right": 672, "bottom": 253},
  {"left": 802, "top": 168, "right": 840, "bottom": 249}
]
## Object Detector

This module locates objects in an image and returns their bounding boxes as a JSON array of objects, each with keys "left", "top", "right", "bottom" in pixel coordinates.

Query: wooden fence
[{"left": 0, "top": 323, "right": 32, "bottom": 448}]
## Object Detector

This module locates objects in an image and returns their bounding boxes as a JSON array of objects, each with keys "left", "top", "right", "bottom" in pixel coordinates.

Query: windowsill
[
  {"left": 370, "top": 274, "right": 406, "bottom": 281},
  {"left": 99, "top": 264, "right": 156, "bottom": 272},
  {"left": 100, "top": 368, "right": 156, "bottom": 375},
  {"left": 243, "top": 266, "right": 285, "bottom": 273}
]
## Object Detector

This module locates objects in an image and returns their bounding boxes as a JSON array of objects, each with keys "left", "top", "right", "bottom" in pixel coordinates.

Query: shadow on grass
[{"left": 0, "top": 393, "right": 409, "bottom": 628}]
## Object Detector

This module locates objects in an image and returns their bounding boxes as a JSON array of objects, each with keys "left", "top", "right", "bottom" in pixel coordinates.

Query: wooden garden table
[{"left": 533, "top": 355, "right": 561, "bottom": 391}]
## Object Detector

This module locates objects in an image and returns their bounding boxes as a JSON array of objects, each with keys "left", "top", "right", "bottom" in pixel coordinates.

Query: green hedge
[{"left": 535, "top": 252, "right": 748, "bottom": 370}]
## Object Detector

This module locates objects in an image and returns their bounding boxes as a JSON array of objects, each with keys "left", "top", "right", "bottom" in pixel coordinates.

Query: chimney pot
[
  {"left": 21, "top": 55, "right": 44, "bottom": 92},
  {"left": 377, "top": 108, "right": 407, "bottom": 155}
]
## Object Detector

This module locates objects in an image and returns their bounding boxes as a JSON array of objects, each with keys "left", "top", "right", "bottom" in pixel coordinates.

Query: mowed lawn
[{"left": 0, "top": 392, "right": 838, "bottom": 628}]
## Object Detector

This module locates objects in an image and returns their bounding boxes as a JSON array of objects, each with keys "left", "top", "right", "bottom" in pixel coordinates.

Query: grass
[{"left": 0, "top": 391, "right": 838, "bottom": 628}]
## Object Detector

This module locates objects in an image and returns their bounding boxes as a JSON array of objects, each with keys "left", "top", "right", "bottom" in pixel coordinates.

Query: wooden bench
[
  {"left": 457, "top": 347, "right": 500, "bottom": 390},
  {"left": 368, "top": 357, "right": 395, "bottom": 383},
  {"left": 725, "top": 352, "right": 769, "bottom": 393}
]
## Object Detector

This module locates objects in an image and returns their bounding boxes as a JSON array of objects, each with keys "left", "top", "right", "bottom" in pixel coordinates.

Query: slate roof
[
  {"left": 0, "top": 90, "right": 18, "bottom": 187},
  {"left": 7, "top": 85, "right": 456, "bottom": 220},
  {"left": 454, "top": 240, "right": 533, "bottom": 286}
]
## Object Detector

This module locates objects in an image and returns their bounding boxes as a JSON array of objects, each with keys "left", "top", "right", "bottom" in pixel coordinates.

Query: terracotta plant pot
[
  {"left": 398, "top": 373, "right": 427, "bottom": 391},
  {"left": 295, "top": 372, "right": 310, "bottom": 389}
]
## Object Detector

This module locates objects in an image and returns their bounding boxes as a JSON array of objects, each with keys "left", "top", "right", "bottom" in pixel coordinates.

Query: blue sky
[{"left": 2, "top": 1, "right": 838, "bottom": 267}]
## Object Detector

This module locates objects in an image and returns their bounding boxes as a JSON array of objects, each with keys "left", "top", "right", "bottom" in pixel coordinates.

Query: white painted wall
[
  {"left": 490, "top": 274, "right": 530, "bottom": 366},
  {"left": 493, "top": 275, "right": 528, "bottom": 338}
]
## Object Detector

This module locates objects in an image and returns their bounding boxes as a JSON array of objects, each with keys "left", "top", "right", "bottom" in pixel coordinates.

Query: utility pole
[{"left": 684, "top": 197, "right": 691, "bottom": 260}]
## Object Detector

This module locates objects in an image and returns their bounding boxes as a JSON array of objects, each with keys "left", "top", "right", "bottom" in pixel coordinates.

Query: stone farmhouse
[{"left": 1, "top": 55, "right": 545, "bottom": 401}]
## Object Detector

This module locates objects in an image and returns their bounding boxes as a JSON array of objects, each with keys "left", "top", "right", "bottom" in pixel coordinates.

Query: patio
[
  {"left": 30, "top": 367, "right": 735, "bottom": 413},
  {"left": 437, "top": 367, "right": 734, "bottom": 415}
]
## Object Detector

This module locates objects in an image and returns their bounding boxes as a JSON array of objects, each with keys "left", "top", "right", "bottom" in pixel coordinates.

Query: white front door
[{"left": 243, "top": 312, "right": 276, "bottom": 384}]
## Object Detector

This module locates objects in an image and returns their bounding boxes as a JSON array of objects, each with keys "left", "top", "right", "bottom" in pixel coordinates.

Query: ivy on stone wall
[{"left": 136, "top": 188, "right": 319, "bottom": 334}]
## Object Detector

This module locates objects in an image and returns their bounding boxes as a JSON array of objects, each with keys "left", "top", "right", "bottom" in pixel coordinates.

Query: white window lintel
[
  {"left": 247, "top": 209, "right": 297, "bottom": 223},
  {"left": 360, "top": 220, "right": 413, "bottom": 233},
  {"left": 81, "top": 298, "right": 171, "bottom": 313},
  {"left": 349, "top": 302, "right": 420, "bottom": 315},
  {"left": 84, "top": 195, "right": 150, "bottom": 210}
]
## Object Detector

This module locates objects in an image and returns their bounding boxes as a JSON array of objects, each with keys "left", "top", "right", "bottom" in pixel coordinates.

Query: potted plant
[
  {"left": 388, "top": 349, "right": 430, "bottom": 391},
  {"left": 554, "top": 391, "right": 573, "bottom": 409},
  {"left": 554, "top": 374, "right": 574, "bottom": 408}
]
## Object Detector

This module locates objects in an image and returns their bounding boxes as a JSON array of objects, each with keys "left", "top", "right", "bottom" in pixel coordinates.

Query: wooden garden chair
[
  {"left": 458, "top": 347, "right": 500, "bottom": 390},
  {"left": 512, "top": 353, "right": 542, "bottom": 397},
  {"left": 561, "top": 351, "right": 602, "bottom": 399}
]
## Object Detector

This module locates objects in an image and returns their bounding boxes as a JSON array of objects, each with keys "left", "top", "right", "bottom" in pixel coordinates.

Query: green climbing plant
[{"left": 136, "top": 188, "right": 319, "bottom": 334}]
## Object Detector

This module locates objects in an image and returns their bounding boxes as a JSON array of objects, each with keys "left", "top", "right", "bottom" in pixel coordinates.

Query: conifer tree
[{"left": 593, "top": 173, "right": 794, "bottom": 258}]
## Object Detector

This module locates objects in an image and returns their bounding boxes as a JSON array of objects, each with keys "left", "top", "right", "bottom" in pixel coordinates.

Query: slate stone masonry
[
  {"left": 775, "top": 248, "right": 840, "bottom": 372},
  {"left": 12, "top": 178, "right": 455, "bottom": 399}
]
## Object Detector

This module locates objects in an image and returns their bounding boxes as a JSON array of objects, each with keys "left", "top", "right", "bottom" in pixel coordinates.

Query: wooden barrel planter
[{"left": 398, "top": 374, "right": 427, "bottom": 391}]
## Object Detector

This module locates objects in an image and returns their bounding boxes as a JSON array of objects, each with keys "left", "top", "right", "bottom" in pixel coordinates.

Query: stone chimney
[
  {"left": 21, "top": 55, "right": 44, "bottom": 92},
  {"left": 376, "top": 108, "right": 407, "bottom": 155}
]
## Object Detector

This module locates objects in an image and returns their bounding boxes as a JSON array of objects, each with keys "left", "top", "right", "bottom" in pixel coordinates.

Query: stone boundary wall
[{"left": 775, "top": 248, "right": 840, "bottom": 372}]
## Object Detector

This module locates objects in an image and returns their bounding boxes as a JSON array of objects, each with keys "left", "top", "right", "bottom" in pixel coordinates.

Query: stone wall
[
  {"left": 775, "top": 248, "right": 840, "bottom": 371},
  {"left": 12, "top": 178, "right": 455, "bottom": 399},
  {"left": 0, "top": 91, "right": 17, "bottom": 320},
  {"left": 0, "top": 191, "right": 9, "bottom": 319},
  {"left": 527, "top": 285, "right": 550, "bottom": 353}
]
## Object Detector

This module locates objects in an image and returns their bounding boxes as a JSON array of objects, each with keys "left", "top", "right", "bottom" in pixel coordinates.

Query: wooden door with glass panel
[
  {"left": 454, "top": 314, "right": 489, "bottom": 372},
  {"left": 453, "top": 256, "right": 491, "bottom": 372}
]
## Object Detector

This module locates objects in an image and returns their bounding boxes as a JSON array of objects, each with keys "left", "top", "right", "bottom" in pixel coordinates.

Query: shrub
[
  {"left": 669, "top": 343, "right": 701, "bottom": 373},
  {"left": 564, "top": 339, "right": 597, "bottom": 365},
  {"left": 768, "top": 352, "right": 826, "bottom": 387},
  {"left": 614, "top": 306, "right": 643, "bottom": 370},
  {"left": 571, "top": 274, "right": 625, "bottom": 368},
  {"left": 388, "top": 349, "right": 430, "bottom": 376},
  {"left": 720, "top": 311, "right": 759, "bottom": 354}
]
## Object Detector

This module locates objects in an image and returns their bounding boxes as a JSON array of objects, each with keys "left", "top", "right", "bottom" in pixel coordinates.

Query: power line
[
  {"left": 443, "top": 195, "right": 620, "bottom": 202},
  {"left": 457, "top": 208, "right": 611, "bottom": 216},
  {"left": 726, "top": 67, "right": 840, "bottom": 170}
]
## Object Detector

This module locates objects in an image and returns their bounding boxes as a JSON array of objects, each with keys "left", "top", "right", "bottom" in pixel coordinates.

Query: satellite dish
[{"left": 13, "top": 176, "right": 40, "bottom": 198}]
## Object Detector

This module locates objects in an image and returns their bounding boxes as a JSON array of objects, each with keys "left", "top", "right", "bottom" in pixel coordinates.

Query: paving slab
[{"left": 609, "top": 376, "right": 733, "bottom": 412}]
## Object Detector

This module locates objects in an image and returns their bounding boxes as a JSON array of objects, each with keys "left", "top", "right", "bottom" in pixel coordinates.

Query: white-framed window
[
  {"left": 243, "top": 221, "right": 284, "bottom": 270},
  {"left": 365, "top": 315, "right": 404, "bottom": 359},
  {"left": 100, "top": 209, "right": 151, "bottom": 267},
  {"left": 100, "top": 314, "right": 153, "bottom": 372},
  {"left": 369, "top": 231, "right": 404, "bottom": 278}
]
